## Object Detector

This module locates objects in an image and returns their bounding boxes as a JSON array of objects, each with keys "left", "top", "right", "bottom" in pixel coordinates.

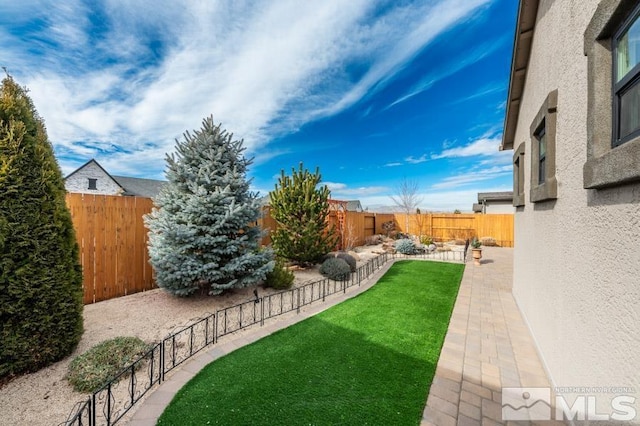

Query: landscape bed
[{"left": 158, "top": 260, "right": 464, "bottom": 425}]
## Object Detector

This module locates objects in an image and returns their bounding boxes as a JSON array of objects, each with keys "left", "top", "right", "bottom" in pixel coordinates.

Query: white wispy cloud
[
  {"left": 1, "top": 0, "right": 493, "bottom": 177},
  {"left": 325, "top": 182, "right": 348, "bottom": 191},
  {"left": 427, "top": 132, "right": 513, "bottom": 190},
  {"left": 449, "top": 81, "right": 506, "bottom": 105},
  {"left": 326, "top": 182, "right": 389, "bottom": 198},
  {"left": 405, "top": 154, "right": 428, "bottom": 164},
  {"left": 430, "top": 165, "right": 512, "bottom": 189},
  {"left": 386, "top": 30, "right": 506, "bottom": 110},
  {"left": 431, "top": 136, "right": 502, "bottom": 159}
]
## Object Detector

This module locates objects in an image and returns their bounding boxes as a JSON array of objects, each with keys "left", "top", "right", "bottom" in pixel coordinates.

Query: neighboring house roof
[
  {"left": 65, "top": 159, "right": 166, "bottom": 198},
  {"left": 500, "top": 0, "right": 540, "bottom": 151},
  {"left": 112, "top": 176, "right": 166, "bottom": 198},
  {"left": 64, "top": 159, "right": 124, "bottom": 191},
  {"left": 477, "top": 191, "right": 514, "bottom": 203},
  {"left": 345, "top": 200, "right": 363, "bottom": 212}
]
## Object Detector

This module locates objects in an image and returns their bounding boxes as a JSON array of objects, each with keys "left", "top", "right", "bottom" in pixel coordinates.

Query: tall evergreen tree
[
  {"left": 270, "top": 163, "right": 338, "bottom": 265},
  {"left": 0, "top": 75, "right": 83, "bottom": 378},
  {"left": 145, "top": 116, "right": 273, "bottom": 296}
]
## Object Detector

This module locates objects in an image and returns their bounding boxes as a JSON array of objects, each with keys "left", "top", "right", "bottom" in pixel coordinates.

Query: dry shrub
[
  {"left": 364, "top": 234, "right": 383, "bottom": 245},
  {"left": 480, "top": 237, "right": 498, "bottom": 247}
]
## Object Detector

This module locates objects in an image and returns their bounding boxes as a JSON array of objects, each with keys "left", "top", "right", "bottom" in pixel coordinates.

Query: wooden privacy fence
[
  {"left": 388, "top": 213, "right": 514, "bottom": 247},
  {"left": 66, "top": 194, "right": 155, "bottom": 304},
  {"left": 259, "top": 209, "right": 514, "bottom": 248},
  {"left": 66, "top": 195, "right": 513, "bottom": 304}
]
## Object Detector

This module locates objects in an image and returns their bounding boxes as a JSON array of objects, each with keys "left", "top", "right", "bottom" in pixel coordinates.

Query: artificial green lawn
[{"left": 158, "top": 260, "right": 464, "bottom": 425}]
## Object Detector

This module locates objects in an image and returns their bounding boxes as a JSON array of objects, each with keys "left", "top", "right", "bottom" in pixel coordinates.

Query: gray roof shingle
[{"left": 112, "top": 176, "right": 166, "bottom": 198}]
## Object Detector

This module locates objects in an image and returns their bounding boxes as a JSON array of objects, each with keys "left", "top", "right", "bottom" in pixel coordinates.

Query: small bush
[
  {"left": 336, "top": 252, "right": 357, "bottom": 272},
  {"left": 381, "top": 221, "right": 395, "bottom": 235},
  {"left": 320, "top": 252, "right": 335, "bottom": 264},
  {"left": 319, "top": 257, "right": 351, "bottom": 281},
  {"left": 480, "top": 237, "right": 498, "bottom": 247},
  {"left": 67, "top": 337, "right": 151, "bottom": 393},
  {"left": 420, "top": 235, "right": 433, "bottom": 245},
  {"left": 392, "top": 232, "right": 410, "bottom": 240},
  {"left": 364, "top": 234, "right": 383, "bottom": 245},
  {"left": 395, "top": 238, "right": 416, "bottom": 255},
  {"left": 264, "top": 259, "right": 294, "bottom": 289}
]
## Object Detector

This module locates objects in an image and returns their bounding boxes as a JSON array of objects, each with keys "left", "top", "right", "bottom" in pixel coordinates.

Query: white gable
[{"left": 65, "top": 161, "right": 123, "bottom": 195}]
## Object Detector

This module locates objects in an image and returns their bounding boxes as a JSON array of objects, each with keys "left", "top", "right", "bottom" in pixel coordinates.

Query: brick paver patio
[
  {"left": 422, "top": 247, "right": 564, "bottom": 425},
  {"left": 128, "top": 248, "right": 560, "bottom": 425}
]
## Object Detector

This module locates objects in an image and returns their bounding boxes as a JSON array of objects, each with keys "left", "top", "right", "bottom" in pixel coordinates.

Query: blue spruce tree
[{"left": 145, "top": 116, "right": 273, "bottom": 296}]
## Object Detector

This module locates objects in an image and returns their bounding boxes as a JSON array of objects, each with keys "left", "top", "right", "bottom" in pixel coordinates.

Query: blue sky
[{"left": 1, "top": 0, "right": 517, "bottom": 212}]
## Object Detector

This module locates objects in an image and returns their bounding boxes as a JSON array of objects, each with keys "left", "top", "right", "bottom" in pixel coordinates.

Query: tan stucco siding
[{"left": 511, "top": 0, "right": 640, "bottom": 416}]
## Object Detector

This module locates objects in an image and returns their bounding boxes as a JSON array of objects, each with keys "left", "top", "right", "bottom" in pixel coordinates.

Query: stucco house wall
[
  {"left": 483, "top": 202, "right": 515, "bottom": 214},
  {"left": 65, "top": 161, "right": 123, "bottom": 195},
  {"left": 506, "top": 0, "right": 640, "bottom": 417}
]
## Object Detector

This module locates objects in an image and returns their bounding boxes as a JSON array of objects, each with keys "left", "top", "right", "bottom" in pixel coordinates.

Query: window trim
[
  {"left": 584, "top": 0, "right": 640, "bottom": 189},
  {"left": 513, "top": 142, "right": 525, "bottom": 207},
  {"left": 88, "top": 178, "right": 98, "bottom": 190},
  {"left": 529, "top": 90, "right": 558, "bottom": 203}
]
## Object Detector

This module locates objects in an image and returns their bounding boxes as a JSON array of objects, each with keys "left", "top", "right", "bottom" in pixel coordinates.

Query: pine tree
[
  {"left": 270, "top": 163, "right": 338, "bottom": 265},
  {"left": 0, "top": 75, "right": 83, "bottom": 378},
  {"left": 145, "top": 116, "right": 273, "bottom": 296}
]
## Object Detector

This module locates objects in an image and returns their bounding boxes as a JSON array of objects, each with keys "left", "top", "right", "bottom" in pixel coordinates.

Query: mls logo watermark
[
  {"left": 502, "top": 387, "right": 637, "bottom": 421},
  {"left": 502, "top": 387, "right": 552, "bottom": 420}
]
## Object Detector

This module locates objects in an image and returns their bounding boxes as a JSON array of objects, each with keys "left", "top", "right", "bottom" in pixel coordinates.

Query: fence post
[
  {"left": 92, "top": 393, "right": 97, "bottom": 426},
  {"left": 107, "top": 382, "right": 112, "bottom": 426},
  {"left": 160, "top": 341, "right": 165, "bottom": 382},
  {"left": 260, "top": 297, "right": 264, "bottom": 326},
  {"left": 214, "top": 311, "right": 218, "bottom": 344},
  {"left": 296, "top": 288, "right": 300, "bottom": 314}
]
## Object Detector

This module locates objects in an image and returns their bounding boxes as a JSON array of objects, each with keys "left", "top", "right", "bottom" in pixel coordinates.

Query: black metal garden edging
[{"left": 60, "top": 248, "right": 467, "bottom": 426}]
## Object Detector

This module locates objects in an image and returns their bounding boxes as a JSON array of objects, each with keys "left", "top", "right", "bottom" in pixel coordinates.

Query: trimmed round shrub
[
  {"left": 264, "top": 259, "right": 294, "bottom": 290},
  {"left": 67, "top": 337, "right": 151, "bottom": 393},
  {"left": 336, "top": 252, "right": 357, "bottom": 272},
  {"left": 395, "top": 238, "right": 416, "bottom": 255},
  {"left": 319, "top": 257, "right": 351, "bottom": 281}
]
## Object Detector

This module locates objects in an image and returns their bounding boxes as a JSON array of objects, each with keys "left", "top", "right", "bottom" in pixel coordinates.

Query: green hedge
[{"left": 0, "top": 76, "right": 84, "bottom": 379}]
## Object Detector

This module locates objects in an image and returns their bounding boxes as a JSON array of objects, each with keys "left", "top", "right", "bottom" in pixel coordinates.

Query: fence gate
[{"left": 364, "top": 215, "right": 375, "bottom": 237}]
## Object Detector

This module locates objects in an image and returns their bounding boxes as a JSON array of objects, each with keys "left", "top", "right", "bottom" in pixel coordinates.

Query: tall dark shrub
[{"left": 0, "top": 75, "right": 83, "bottom": 379}]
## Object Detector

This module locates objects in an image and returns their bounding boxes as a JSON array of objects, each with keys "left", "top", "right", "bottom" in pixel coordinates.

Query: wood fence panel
[
  {"left": 374, "top": 214, "right": 397, "bottom": 235},
  {"left": 342, "top": 211, "right": 368, "bottom": 248},
  {"left": 259, "top": 206, "right": 277, "bottom": 246},
  {"left": 363, "top": 214, "right": 375, "bottom": 238},
  {"left": 430, "top": 214, "right": 477, "bottom": 242},
  {"left": 474, "top": 214, "right": 514, "bottom": 247},
  {"left": 66, "top": 194, "right": 156, "bottom": 304}
]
